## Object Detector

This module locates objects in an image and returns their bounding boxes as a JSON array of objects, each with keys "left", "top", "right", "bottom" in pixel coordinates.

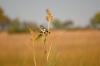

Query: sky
[{"left": 0, "top": 0, "right": 100, "bottom": 27}]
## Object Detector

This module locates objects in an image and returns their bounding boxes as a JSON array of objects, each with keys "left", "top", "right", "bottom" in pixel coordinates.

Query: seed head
[{"left": 46, "top": 9, "right": 54, "bottom": 22}]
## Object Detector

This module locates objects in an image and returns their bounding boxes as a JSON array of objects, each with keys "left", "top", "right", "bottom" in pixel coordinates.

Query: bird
[
  {"left": 35, "top": 25, "right": 50, "bottom": 41},
  {"left": 39, "top": 25, "right": 50, "bottom": 35}
]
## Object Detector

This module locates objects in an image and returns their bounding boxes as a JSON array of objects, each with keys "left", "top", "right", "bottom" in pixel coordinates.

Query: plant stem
[
  {"left": 32, "top": 40, "right": 37, "bottom": 66},
  {"left": 48, "top": 22, "right": 50, "bottom": 31},
  {"left": 43, "top": 33, "right": 47, "bottom": 54},
  {"left": 47, "top": 42, "right": 52, "bottom": 62},
  {"left": 28, "top": 27, "right": 37, "bottom": 66},
  {"left": 46, "top": 21, "right": 53, "bottom": 62}
]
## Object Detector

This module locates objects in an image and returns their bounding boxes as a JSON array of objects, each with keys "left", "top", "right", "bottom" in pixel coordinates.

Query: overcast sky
[{"left": 0, "top": 0, "right": 100, "bottom": 27}]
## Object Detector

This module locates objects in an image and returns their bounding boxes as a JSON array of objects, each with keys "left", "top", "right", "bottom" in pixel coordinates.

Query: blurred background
[
  {"left": 0, "top": 0, "right": 100, "bottom": 66},
  {"left": 0, "top": 0, "right": 100, "bottom": 32}
]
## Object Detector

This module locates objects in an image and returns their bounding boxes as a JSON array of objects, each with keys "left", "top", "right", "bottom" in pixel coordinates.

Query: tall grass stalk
[
  {"left": 48, "top": 22, "right": 50, "bottom": 31},
  {"left": 28, "top": 8, "right": 54, "bottom": 66},
  {"left": 28, "top": 27, "right": 37, "bottom": 66},
  {"left": 46, "top": 8, "right": 54, "bottom": 62},
  {"left": 32, "top": 41, "right": 37, "bottom": 66},
  {"left": 47, "top": 41, "right": 53, "bottom": 62}
]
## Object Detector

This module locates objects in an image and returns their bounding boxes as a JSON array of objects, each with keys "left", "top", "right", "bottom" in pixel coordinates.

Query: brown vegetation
[{"left": 0, "top": 30, "right": 100, "bottom": 66}]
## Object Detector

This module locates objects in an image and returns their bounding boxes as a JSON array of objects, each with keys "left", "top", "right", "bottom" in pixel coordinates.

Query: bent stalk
[{"left": 28, "top": 27, "right": 37, "bottom": 66}]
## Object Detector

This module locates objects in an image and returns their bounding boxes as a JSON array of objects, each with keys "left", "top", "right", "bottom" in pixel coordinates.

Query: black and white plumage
[
  {"left": 35, "top": 25, "right": 50, "bottom": 41},
  {"left": 40, "top": 25, "right": 50, "bottom": 35}
]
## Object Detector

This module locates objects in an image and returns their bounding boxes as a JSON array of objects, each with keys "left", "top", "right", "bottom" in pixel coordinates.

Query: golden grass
[{"left": 0, "top": 30, "right": 100, "bottom": 66}]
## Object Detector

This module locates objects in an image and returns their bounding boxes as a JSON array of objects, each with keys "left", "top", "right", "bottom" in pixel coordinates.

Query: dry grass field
[{"left": 0, "top": 30, "right": 100, "bottom": 66}]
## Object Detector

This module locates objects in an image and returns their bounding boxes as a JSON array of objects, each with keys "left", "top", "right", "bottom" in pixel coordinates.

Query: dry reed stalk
[
  {"left": 32, "top": 40, "right": 37, "bottom": 66},
  {"left": 42, "top": 32, "right": 47, "bottom": 55},
  {"left": 28, "top": 8, "right": 54, "bottom": 66},
  {"left": 47, "top": 41, "right": 53, "bottom": 61},
  {"left": 28, "top": 27, "right": 37, "bottom": 66},
  {"left": 48, "top": 22, "right": 50, "bottom": 31},
  {"left": 45, "top": 8, "right": 54, "bottom": 62}
]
